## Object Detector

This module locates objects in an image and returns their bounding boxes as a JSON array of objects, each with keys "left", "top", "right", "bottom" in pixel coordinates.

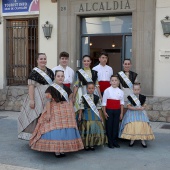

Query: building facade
[{"left": 0, "top": 0, "right": 170, "bottom": 122}]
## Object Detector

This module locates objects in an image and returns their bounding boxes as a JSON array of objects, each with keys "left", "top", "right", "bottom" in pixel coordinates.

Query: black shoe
[
  {"left": 129, "top": 142, "right": 134, "bottom": 147},
  {"left": 55, "top": 153, "right": 66, "bottom": 158},
  {"left": 60, "top": 153, "right": 66, "bottom": 157},
  {"left": 90, "top": 147, "right": 95, "bottom": 151},
  {"left": 141, "top": 143, "right": 147, "bottom": 148},
  {"left": 108, "top": 144, "right": 114, "bottom": 149},
  {"left": 129, "top": 143, "right": 134, "bottom": 147},
  {"left": 84, "top": 147, "right": 90, "bottom": 151},
  {"left": 55, "top": 153, "right": 63, "bottom": 158},
  {"left": 113, "top": 143, "right": 120, "bottom": 148}
]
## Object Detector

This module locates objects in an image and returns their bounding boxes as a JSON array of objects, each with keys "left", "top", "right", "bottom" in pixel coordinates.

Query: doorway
[
  {"left": 81, "top": 15, "right": 132, "bottom": 72},
  {"left": 90, "top": 36, "right": 122, "bottom": 74}
]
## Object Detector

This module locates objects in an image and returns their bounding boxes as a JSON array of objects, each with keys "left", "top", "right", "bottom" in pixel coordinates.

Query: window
[{"left": 6, "top": 18, "right": 38, "bottom": 85}]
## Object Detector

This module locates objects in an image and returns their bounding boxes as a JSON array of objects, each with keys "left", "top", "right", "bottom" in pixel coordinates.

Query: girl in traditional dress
[
  {"left": 18, "top": 53, "right": 54, "bottom": 140},
  {"left": 119, "top": 83, "right": 155, "bottom": 148},
  {"left": 73, "top": 55, "right": 102, "bottom": 116},
  {"left": 78, "top": 82, "right": 106, "bottom": 150},
  {"left": 29, "top": 70, "right": 84, "bottom": 157}
]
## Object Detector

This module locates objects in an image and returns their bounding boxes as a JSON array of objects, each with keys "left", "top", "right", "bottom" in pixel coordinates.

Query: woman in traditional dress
[
  {"left": 119, "top": 83, "right": 155, "bottom": 148},
  {"left": 78, "top": 82, "right": 106, "bottom": 150},
  {"left": 73, "top": 55, "right": 102, "bottom": 115},
  {"left": 18, "top": 53, "right": 54, "bottom": 140},
  {"left": 29, "top": 70, "right": 84, "bottom": 157},
  {"left": 117, "top": 59, "right": 138, "bottom": 114}
]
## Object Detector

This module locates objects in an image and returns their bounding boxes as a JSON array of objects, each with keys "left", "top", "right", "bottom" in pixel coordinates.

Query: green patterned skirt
[{"left": 79, "top": 120, "right": 107, "bottom": 147}]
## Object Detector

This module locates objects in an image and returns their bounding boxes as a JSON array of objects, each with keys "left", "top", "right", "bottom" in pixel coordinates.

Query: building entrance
[{"left": 81, "top": 15, "right": 132, "bottom": 72}]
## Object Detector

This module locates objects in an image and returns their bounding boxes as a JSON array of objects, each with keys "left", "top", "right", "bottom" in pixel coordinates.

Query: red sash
[
  {"left": 64, "top": 83, "right": 71, "bottom": 88},
  {"left": 99, "top": 81, "right": 110, "bottom": 92},
  {"left": 106, "top": 99, "right": 120, "bottom": 109}
]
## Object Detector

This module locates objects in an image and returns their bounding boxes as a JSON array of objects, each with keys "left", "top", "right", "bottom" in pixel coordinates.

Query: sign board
[
  {"left": 2, "top": 0, "right": 39, "bottom": 16},
  {"left": 159, "top": 50, "right": 170, "bottom": 62}
]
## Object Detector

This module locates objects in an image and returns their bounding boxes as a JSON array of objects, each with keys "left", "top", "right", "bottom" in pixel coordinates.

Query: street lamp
[
  {"left": 161, "top": 16, "right": 170, "bottom": 37},
  {"left": 42, "top": 21, "right": 53, "bottom": 40}
]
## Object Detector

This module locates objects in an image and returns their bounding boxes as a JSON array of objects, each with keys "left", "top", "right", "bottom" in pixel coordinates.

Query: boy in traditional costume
[
  {"left": 119, "top": 83, "right": 155, "bottom": 148},
  {"left": 92, "top": 52, "right": 113, "bottom": 96},
  {"left": 102, "top": 75, "right": 124, "bottom": 148},
  {"left": 52, "top": 52, "right": 74, "bottom": 88},
  {"left": 29, "top": 70, "right": 84, "bottom": 157},
  {"left": 78, "top": 82, "right": 106, "bottom": 151}
]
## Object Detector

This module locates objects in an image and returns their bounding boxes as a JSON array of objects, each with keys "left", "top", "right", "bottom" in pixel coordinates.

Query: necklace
[{"left": 38, "top": 67, "right": 47, "bottom": 73}]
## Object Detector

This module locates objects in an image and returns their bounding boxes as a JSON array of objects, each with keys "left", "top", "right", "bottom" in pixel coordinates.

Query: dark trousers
[{"left": 106, "top": 109, "right": 121, "bottom": 146}]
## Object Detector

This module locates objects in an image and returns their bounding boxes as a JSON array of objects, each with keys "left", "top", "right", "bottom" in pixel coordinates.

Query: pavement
[{"left": 0, "top": 111, "right": 170, "bottom": 170}]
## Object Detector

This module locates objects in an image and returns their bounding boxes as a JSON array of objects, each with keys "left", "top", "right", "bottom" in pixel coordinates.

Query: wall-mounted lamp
[
  {"left": 90, "top": 42, "right": 93, "bottom": 46},
  {"left": 42, "top": 21, "right": 53, "bottom": 39},
  {"left": 161, "top": 16, "right": 170, "bottom": 37},
  {"left": 112, "top": 42, "right": 115, "bottom": 48}
]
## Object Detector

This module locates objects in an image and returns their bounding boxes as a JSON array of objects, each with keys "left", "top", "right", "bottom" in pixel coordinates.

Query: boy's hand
[
  {"left": 104, "top": 112, "right": 109, "bottom": 120},
  {"left": 120, "top": 113, "right": 123, "bottom": 120}
]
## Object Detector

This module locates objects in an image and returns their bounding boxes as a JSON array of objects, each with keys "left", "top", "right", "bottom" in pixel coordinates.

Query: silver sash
[
  {"left": 83, "top": 94, "right": 101, "bottom": 120},
  {"left": 51, "top": 83, "right": 69, "bottom": 102},
  {"left": 78, "top": 69, "right": 93, "bottom": 82},
  {"left": 33, "top": 67, "right": 53, "bottom": 85},
  {"left": 129, "top": 94, "right": 141, "bottom": 107},
  {"left": 118, "top": 71, "right": 133, "bottom": 90}
]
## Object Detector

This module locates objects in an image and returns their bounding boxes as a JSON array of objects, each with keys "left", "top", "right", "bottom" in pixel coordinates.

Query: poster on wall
[
  {"left": 159, "top": 50, "right": 170, "bottom": 63},
  {"left": 2, "top": 0, "right": 39, "bottom": 16}
]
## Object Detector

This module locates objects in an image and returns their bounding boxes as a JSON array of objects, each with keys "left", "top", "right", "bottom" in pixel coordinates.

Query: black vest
[
  {"left": 82, "top": 94, "right": 99, "bottom": 109},
  {"left": 117, "top": 71, "right": 138, "bottom": 88},
  {"left": 77, "top": 69, "right": 98, "bottom": 86},
  {"left": 127, "top": 94, "right": 146, "bottom": 106}
]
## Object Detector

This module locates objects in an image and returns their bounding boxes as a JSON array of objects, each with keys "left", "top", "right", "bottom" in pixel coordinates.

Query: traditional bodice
[
  {"left": 127, "top": 94, "right": 146, "bottom": 106},
  {"left": 76, "top": 68, "right": 98, "bottom": 86},
  {"left": 28, "top": 67, "right": 54, "bottom": 85},
  {"left": 118, "top": 71, "right": 137, "bottom": 88},
  {"left": 81, "top": 94, "right": 99, "bottom": 109},
  {"left": 45, "top": 85, "right": 72, "bottom": 103}
]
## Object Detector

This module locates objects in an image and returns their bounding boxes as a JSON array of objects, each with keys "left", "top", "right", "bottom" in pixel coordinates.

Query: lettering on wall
[{"left": 79, "top": 0, "right": 130, "bottom": 12}]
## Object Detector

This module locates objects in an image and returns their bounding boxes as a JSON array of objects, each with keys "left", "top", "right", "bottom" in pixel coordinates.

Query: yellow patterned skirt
[{"left": 120, "top": 122, "right": 155, "bottom": 140}]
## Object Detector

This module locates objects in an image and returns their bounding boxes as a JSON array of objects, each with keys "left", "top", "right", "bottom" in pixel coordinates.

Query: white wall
[
  {"left": 0, "top": 0, "right": 58, "bottom": 89},
  {"left": 154, "top": 0, "right": 170, "bottom": 97},
  {"left": 0, "top": 0, "right": 5, "bottom": 89},
  {"left": 39, "top": 0, "right": 58, "bottom": 69}
]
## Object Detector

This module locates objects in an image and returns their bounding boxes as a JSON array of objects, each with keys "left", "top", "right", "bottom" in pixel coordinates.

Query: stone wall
[
  {"left": 0, "top": 86, "right": 28, "bottom": 111},
  {"left": 146, "top": 97, "right": 170, "bottom": 123},
  {"left": 0, "top": 86, "right": 170, "bottom": 123}
]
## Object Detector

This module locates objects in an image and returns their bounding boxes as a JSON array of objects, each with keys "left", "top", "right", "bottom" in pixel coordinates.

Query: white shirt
[
  {"left": 92, "top": 64, "right": 113, "bottom": 81},
  {"left": 52, "top": 65, "right": 74, "bottom": 84},
  {"left": 102, "top": 87, "right": 124, "bottom": 106}
]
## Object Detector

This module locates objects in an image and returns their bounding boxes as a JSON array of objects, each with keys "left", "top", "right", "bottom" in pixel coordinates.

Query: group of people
[{"left": 18, "top": 51, "right": 155, "bottom": 158}]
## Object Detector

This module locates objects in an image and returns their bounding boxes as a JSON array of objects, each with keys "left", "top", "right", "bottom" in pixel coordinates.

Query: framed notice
[
  {"left": 159, "top": 50, "right": 170, "bottom": 62},
  {"left": 2, "top": 0, "right": 39, "bottom": 16}
]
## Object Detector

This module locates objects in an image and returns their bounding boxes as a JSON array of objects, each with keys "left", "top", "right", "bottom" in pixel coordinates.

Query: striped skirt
[
  {"left": 18, "top": 84, "right": 49, "bottom": 140},
  {"left": 29, "top": 101, "right": 84, "bottom": 153}
]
